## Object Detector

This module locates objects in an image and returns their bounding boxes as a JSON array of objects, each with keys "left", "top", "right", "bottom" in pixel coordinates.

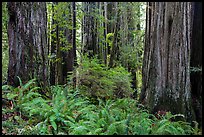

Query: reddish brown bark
[
  {"left": 140, "top": 2, "right": 195, "bottom": 122},
  {"left": 7, "top": 2, "right": 48, "bottom": 87}
]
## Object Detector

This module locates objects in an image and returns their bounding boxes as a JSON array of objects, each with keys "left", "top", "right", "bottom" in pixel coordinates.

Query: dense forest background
[{"left": 2, "top": 2, "right": 202, "bottom": 135}]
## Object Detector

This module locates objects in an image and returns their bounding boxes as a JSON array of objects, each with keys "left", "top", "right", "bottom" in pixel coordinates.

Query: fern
[
  {"left": 106, "top": 123, "right": 117, "bottom": 134},
  {"left": 2, "top": 80, "right": 199, "bottom": 135},
  {"left": 49, "top": 114, "right": 57, "bottom": 131},
  {"left": 17, "top": 76, "right": 23, "bottom": 87}
]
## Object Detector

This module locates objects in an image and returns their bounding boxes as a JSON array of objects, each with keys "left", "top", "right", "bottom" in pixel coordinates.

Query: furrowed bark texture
[
  {"left": 7, "top": 2, "right": 48, "bottom": 87},
  {"left": 140, "top": 2, "right": 195, "bottom": 122}
]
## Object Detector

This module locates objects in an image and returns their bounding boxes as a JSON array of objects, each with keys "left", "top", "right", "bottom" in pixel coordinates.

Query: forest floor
[{"left": 2, "top": 87, "right": 202, "bottom": 135}]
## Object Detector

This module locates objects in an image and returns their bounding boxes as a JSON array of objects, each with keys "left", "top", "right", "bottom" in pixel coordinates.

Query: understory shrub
[{"left": 77, "top": 56, "right": 133, "bottom": 100}]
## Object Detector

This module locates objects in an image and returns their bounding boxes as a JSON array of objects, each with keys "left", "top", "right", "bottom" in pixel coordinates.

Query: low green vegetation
[
  {"left": 2, "top": 60, "right": 201, "bottom": 135},
  {"left": 77, "top": 56, "right": 133, "bottom": 100}
]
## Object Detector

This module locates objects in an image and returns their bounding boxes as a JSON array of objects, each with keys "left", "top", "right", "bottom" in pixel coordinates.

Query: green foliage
[
  {"left": 21, "top": 85, "right": 72, "bottom": 134},
  {"left": 2, "top": 77, "right": 41, "bottom": 113},
  {"left": 63, "top": 96, "right": 200, "bottom": 135},
  {"left": 106, "top": 33, "right": 114, "bottom": 48},
  {"left": 2, "top": 2, "right": 201, "bottom": 135},
  {"left": 48, "top": 2, "right": 73, "bottom": 64},
  {"left": 2, "top": 80, "right": 200, "bottom": 135},
  {"left": 112, "top": 2, "right": 145, "bottom": 91},
  {"left": 2, "top": 46, "right": 9, "bottom": 82},
  {"left": 149, "top": 112, "right": 195, "bottom": 135},
  {"left": 190, "top": 66, "right": 202, "bottom": 72},
  {"left": 2, "top": 80, "right": 92, "bottom": 135},
  {"left": 2, "top": 2, "right": 9, "bottom": 82},
  {"left": 77, "top": 56, "right": 133, "bottom": 100}
]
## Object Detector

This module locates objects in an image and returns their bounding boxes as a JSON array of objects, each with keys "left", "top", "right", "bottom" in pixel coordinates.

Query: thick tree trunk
[
  {"left": 190, "top": 2, "right": 202, "bottom": 127},
  {"left": 140, "top": 2, "right": 195, "bottom": 122},
  {"left": 7, "top": 2, "right": 48, "bottom": 87}
]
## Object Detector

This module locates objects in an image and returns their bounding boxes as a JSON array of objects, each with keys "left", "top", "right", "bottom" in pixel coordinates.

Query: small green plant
[
  {"left": 20, "top": 84, "right": 95, "bottom": 135},
  {"left": 2, "top": 77, "right": 41, "bottom": 114},
  {"left": 149, "top": 112, "right": 195, "bottom": 135},
  {"left": 190, "top": 66, "right": 202, "bottom": 72}
]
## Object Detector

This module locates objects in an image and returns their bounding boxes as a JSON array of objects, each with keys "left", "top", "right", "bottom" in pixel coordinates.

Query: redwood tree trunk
[
  {"left": 140, "top": 2, "right": 195, "bottom": 122},
  {"left": 7, "top": 2, "right": 48, "bottom": 87}
]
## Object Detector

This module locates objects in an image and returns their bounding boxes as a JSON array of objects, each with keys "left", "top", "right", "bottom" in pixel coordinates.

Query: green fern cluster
[
  {"left": 2, "top": 78, "right": 201, "bottom": 135},
  {"left": 20, "top": 86, "right": 90, "bottom": 134}
]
